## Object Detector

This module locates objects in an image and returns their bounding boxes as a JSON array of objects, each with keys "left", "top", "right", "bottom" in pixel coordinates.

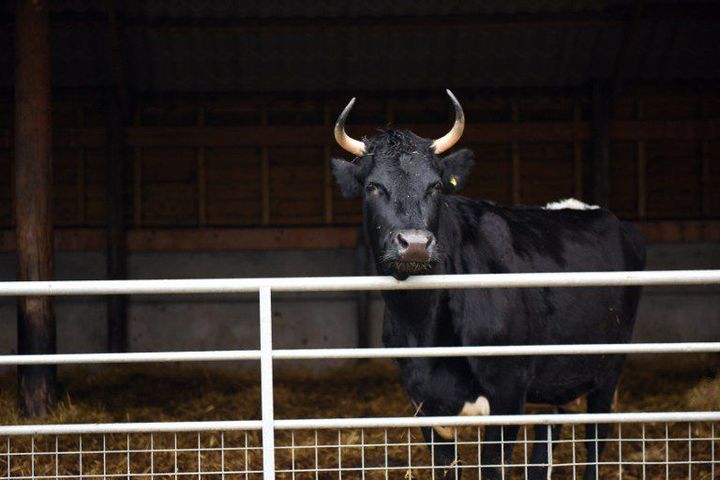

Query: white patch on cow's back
[
  {"left": 433, "top": 396, "right": 491, "bottom": 440},
  {"left": 544, "top": 198, "right": 600, "bottom": 210}
]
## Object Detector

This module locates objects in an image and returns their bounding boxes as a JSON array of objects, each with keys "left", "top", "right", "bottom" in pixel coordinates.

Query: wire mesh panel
[
  {"left": 0, "top": 431, "right": 263, "bottom": 479},
  {"left": 1, "top": 422, "right": 717, "bottom": 480}
]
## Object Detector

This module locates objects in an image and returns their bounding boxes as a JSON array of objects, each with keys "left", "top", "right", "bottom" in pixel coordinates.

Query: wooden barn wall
[{"left": 0, "top": 93, "right": 719, "bottom": 235}]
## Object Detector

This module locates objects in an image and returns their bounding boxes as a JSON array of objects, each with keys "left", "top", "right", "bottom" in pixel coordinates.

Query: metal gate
[{"left": 1, "top": 270, "right": 719, "bottom": 479}]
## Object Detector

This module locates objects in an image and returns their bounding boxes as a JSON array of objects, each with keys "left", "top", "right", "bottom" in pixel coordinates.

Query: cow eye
[
  {"left": 429, "top": 182, "right": 443, "bottom": 193},
  {"left": 366, "top": 183, "right": 380, "bottom": 194}
]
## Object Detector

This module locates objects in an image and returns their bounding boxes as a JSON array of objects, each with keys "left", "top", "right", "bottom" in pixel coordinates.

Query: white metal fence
[{"left": 1, "top": 270, "right": 720, "bottom": 479}]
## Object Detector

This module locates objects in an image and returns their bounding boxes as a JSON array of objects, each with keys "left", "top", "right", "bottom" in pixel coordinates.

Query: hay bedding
[{"left": 0, "top": 357, "right": 718, "bottom": 479}]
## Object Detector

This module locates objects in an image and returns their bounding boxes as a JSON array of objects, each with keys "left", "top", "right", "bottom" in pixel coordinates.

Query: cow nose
[{"left": 394, "top": 230, "right": 435, "bottom": 262}]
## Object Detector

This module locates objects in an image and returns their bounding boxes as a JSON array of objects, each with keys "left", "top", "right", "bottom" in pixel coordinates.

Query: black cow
[{"left": 331, "top": 91, "right": 645, "bottom": 480}]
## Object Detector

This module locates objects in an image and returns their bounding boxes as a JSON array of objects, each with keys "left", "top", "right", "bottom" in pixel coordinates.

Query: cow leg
[
  {"left": 420, "top": 426, "right": 461, "bottom": 480},
  {"left": 527, "top": 420, "right": 563, "bottom": 480},
  {"left": 583, "top": 380, "right": 619, "bottom": 480},
  {"left": 479, "top": 394, "right": 524, "bottom": 480}
]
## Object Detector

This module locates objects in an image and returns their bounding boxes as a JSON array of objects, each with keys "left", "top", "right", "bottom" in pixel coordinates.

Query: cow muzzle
[
  {"left": 394, "top": 230, "right": 435, "bottom": 263},
  {"left": 384, "top": 229, "right": 437, "bottom": 278}
]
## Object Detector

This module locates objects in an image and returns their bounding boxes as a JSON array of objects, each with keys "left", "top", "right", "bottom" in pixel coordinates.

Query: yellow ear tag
[{"left": 449, "top": 176, "right": 458, "bottom": 188}]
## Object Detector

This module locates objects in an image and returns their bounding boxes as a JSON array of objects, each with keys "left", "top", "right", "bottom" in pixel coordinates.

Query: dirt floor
[{"left": 0, "top": 354, "right": 718, "bottom": 479}]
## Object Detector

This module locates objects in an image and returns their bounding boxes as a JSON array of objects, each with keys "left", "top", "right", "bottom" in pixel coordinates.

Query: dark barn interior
[{"left": 0, "top": 3, "right": 719, "bottom": 477}]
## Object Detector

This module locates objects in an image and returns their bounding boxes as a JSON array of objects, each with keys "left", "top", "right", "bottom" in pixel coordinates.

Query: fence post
[{"left": 259, "top": 287, "right": 276, "bottom": 480}]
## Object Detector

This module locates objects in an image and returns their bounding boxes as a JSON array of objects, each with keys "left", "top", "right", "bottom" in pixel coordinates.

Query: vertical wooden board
[
  {"left": 646, "top": 141, "right": 701, "bottom": 218},
  {"left": 611, "top": 95, "right": 637, "bottom": 120},
  {"left": 464, "top": 97, "right": 510, "bottom": 122},
  {"left": 52, "top": 148, "right": 79, "bottom": 226},
  {"left": 703, "top": 141, "right": 720, "bottom": 215},
  {"left": 462, "top": 144, "right": 512, "bottom": 205},
  {"left": 268, "top": 98, "right": 323, "bottom": 125},
  {"left": 84, "top": 148, "right": 107, "bottom": 225},
  {"left": 205, "top": 107, "right": 261, "bottom": 126},
  {"left": 516, "top": 97, "right": 574, "bottom": 121},
  {"left": 51, "top": 101, "right": 81, "bottom": 128},
  {"left": 518, "top": 143, "right": 574, "bottom": 206},
  {"left": 141, "top": 147, "right": 198, "bottom": 226},
  {"left": 642, "top": 97, "right": 699, "bottom": 120},
  {"left": 0, "top": 150, "right": 11, "bottom": 226},
  {"left": 204, "top": 147, "right": 262, "bottom": 225},
  {"left": 268, "top": 147, "right": 324, "bottom": 225},
  {"left": 140, "top": 107, "right": 198, "bottom": 126},
  {"left": 0, "top": 98, "right": 12, "bottom": 128},
  {"left": 328, "top": 96, "right": 385, "bottom": 126},
  {"left": 393, "top": 94, "right": 447, "bottom": 124},
  {"left": 702, "top": 96, "right": 720, "bottom": 117},
  {"left": 608, "top": 142, "right": 638, "bottom": 218}
]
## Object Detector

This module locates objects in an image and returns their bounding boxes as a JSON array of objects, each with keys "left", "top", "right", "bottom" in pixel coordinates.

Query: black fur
[{"left": 332, "top": 129, "right": 646, "bottom": 480}]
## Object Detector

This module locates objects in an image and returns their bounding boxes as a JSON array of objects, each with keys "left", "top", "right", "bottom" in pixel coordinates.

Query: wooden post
[
  {"left": 511, "top": 102, "right": 521, "bottom": 205},
  {"left": 197, "top": 107, "right": 207, "bottom": 226},
  {"left": 14, "top": 0, "right": 57, "bottom": 417},
  {"left": 322, "top": 100, "right": 333, "bottom": 224},
  {"left": 260, "top": 105, "right": 270, "bottom": 225},
  {"left": 573, "top": 101, "right": 584, "bottom": 199},
  {"left": 591, "top": 82, "right": 610, "bottom": 207},
  {"left": 106, "top": 0, "right": 128, "bottom": 353},
  {"left": 636, "top": 100, "right": 647, "bottom": 218}
]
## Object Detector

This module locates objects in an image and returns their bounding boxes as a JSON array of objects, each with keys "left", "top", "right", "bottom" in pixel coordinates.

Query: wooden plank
[
  {"left": 105, "top": 0, "right": 129, "bottom": 353},
  {"left": 14, "top": 0, "right": 57, "bottom": 417},
  {"left": 197, "top": 108, "right": 207, "bottom": 226},
  {"left": 636, "top": 101, "right": 646, "bottom": 218},
  {"left": 511, "top": 102, "right": 520, "bottom": 205},
  {"left": 76, "top": 107, "right": 86, "bottom": 224},
  {"left": 2, "top": 119, "right": 719, "bottom": 149},
  {"left": 323, "top": 102, "right": 333, "bottom": 224},
  {"left": 592, "top": 82, "right": 610, "bottom": 207},
  {"left": 1, "top": 222, "right": 717, "bottom": 252},
  {"left": 573, "top": 101, "right": 583, "bottom": 199},
  {"left": 260, "top": 106, "right": 270, "bottom": 225}
]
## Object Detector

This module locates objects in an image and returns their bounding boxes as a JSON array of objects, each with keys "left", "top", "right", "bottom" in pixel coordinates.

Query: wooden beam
[
  {"left": 636, "top": 101, "right": 647, "bottom": 218},
  {"left": 260, "top": 106, "right": 270, "bottom": 225},
  {"left": 591, "top": 82, "right": 611, "bottom": 207},
  {"left": 105, "top": 0, "right": 128, "bottom": 354},
  {"left": 25, "top": 4, "right": 718, "bottom": 32},
  {"left": 196, "top": 108, "right": 207, "bottom": 226},
  {"left": 611, "top": 0, "right": 645, "bottom": 103},
  {"left": 511, "top": 102, "right": 521, "bottom": 205},
  {"left": 573, "top": 101, "right": 584, "bottom": 199},
  {"left": 1, "top": 222, "right": 717, "bottom": 253},
  {"left": 1, "top": 119, "right": 718, "bottom": 150},
  {"left": 14, "top": 0, "right": 57, "bottom": 417}
]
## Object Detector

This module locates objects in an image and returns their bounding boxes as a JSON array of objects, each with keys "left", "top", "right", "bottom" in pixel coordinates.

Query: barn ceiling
[{"left": 0, "top": 0, "right": 718, "bottom": 93}]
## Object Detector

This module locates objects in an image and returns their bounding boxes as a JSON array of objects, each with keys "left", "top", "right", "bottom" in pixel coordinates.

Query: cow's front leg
[
  {"left": 472, "top": 368, "right": 527, "bottom": 479},
  {"left": 413, "top": 395, "right": 490, "bottom": 480}
]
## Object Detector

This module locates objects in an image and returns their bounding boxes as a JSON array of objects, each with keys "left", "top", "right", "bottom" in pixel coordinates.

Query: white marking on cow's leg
[
  {"left": 433, "top": 425, "right": 456, "bottom": 440},
  {"left": 460, "top": 396, "right": 491, "bottom": 416},
  {"left": 433, "top": 396, "right": 491, "bottom": 440}
]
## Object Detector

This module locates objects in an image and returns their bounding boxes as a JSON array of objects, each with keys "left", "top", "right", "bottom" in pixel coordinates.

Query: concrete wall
[{"left": 0, "top": 243, "right": 718, "bottom": 369}]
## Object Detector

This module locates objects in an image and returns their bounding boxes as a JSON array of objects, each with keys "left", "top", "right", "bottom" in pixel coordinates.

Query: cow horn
[
  {"left": 334, "top": 98, "right": 366, "bottom": 156},
  {"left": 432, "top": 89, "right": 465, "bottom": 154}
]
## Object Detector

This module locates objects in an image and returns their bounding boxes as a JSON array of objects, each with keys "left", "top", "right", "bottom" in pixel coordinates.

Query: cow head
[{"left": 331, "top": 90, "right": 474, "bottom": 280}]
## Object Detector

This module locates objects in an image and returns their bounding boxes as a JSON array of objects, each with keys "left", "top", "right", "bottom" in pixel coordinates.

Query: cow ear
[
  {"left": 331, "top": 158, "right": 364, "bottom": 198},
  {"left": 440, "top": 148, "right": 474, "bottom": 192}
]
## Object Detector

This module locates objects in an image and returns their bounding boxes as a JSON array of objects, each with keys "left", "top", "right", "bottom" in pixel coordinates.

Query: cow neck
[{"left": 382, "top": 289, "right": 443, "bottom": 347}]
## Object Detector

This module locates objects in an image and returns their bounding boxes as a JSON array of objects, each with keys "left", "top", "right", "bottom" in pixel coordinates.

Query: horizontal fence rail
[
  {"left": 1, "top": 270, "right": 719, "bottom": 480},
  {"left": 0, "top": 269, "right": 719, "bottom": 296},
  {"left": 1, "top": 342, "right": 720, "bottom": 365},
  {"left": 1, "top": 412, "right": 720, "bottom": 436}
]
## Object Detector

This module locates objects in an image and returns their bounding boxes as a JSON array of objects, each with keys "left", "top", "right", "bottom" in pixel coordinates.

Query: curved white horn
[
  {"left": 432, "top": 89, "right": 465, "bottom": 154},
  {"left": 334, "top": 98, "right": 366, "bottom": 156}
]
